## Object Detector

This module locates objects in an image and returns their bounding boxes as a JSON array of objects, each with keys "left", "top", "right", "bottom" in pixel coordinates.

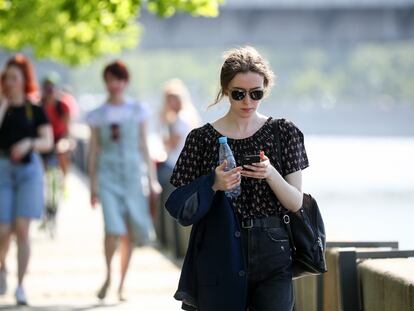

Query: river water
[{"left": 302, "top": 135, "right": 414, "bottom": 249}]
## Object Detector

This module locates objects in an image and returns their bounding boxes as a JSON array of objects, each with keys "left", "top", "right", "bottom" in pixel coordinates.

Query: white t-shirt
[
  {"left": 86, "top": 99, "right": 150, "bottom": 127},
  {"left": 166, "top": 114, "right": 192, "bottom": 167}
]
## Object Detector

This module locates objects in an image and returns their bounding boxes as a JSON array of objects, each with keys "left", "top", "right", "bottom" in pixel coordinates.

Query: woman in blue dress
[{"left": 87, "top": 61, "right": 160, "bottom": 301}]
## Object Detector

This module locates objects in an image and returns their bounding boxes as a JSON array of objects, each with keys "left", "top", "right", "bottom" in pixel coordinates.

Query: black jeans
[{"left": 241, "top": 224, "right": 294, "bottom": 311}]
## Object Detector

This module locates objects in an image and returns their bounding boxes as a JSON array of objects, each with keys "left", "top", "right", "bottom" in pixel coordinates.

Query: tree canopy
[{"left": 0, "top": 0, "right": 221, "bottom": 66}]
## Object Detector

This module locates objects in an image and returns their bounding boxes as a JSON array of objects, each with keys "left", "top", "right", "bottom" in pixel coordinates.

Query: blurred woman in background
[
  {"left": 0, "top": 54, "right": 53, "bottom": 305},
  {"left": 157, "top": 79, "right": 200, "bottom": 244},
  {"left": 87, "top": 60, "right": 160, "bottom": 301},
  {"left": 160, "top": 79, "right": 200, "bottom": 168}
]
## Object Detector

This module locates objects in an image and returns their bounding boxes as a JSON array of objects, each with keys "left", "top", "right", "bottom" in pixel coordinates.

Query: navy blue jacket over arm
[{"left": 165, "top": 173, "right": 248, "bottom": 311}]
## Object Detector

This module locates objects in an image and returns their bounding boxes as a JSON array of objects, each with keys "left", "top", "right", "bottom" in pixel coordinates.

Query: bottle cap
[{"left": 218, "top": 136, "right": 227, "bottom": 144}]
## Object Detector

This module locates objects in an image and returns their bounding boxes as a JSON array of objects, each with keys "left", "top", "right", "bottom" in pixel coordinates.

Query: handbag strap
[{"left": 271, "top": 118, "right": 297, "bottom": 253}]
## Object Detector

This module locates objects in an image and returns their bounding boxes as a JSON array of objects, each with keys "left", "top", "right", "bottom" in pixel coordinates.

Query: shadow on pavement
[
  {"left": 71, "top": 166, "right": 184, "bottom": 269},
  {"left": 0, "top": 302, "right": 121, "bottom": 311}
]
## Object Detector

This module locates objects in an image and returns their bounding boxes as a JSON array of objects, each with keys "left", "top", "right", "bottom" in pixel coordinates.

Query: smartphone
[{"left": 242, "top": 154, "right": 261, "bottom": 169}]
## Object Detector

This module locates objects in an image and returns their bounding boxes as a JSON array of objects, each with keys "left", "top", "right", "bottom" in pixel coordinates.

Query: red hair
[
  {"left": 0, "top": 71, "right": 5, "bottom": 93},
  {"left": 103, "top": 60, "right": 129, "bottom": 82},
  {"left": 5, "top": 54, "right": 38, "bottom": 97}
]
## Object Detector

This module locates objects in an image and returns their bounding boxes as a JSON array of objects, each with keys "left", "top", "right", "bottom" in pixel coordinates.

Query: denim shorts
[
  {"left": 0, "top": 153, "right": 44, "bottom": 223},
  {"left": 98, "top": 182, "right": 155, "bottom": 246},
  {"left": 241, "top": 222, "right": 294, "bottom": 311}
]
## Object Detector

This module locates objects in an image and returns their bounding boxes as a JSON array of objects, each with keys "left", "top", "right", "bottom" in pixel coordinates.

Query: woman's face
[
  {"left": 166, "top": 94, "right": 181, "bottom": 113},
  {"left": 3, "top": 65, "right": 25, "bottom": 98},
  {"left": 42, "top": 81, "right": 56, "bottom": 99},
  {"left": 105, "top": 73, "right": 127, "bottom": 97},
  {"left": 226, "top": 71, "right": 265, "bottom": 119}
]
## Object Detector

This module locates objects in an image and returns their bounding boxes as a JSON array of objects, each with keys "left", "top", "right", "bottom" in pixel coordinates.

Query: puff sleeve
[
  {"left": 279, "top": 118, "right": 309, "bottom": 176},
  {"left": 170, "top": 128, "right": 204, "bottom": 188}
]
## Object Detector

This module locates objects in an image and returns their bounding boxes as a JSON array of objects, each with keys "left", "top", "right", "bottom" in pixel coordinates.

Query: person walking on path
[
  {"left": 87, "top": 60, "right": 160, "bottom": 302},
  {"left": 166, "top": 46, "right": 309, "bottom": 311},
  {"left": 159, "top": 79, "right": 200, "bottom": 169},
  {"left": 0, "top": 54, "right": 53, "bottom": 305},
  {"left": 157, "top": 79, "right": 200, "bottom": 244},
  {"left": 40, "top": 73, "right": 73, "bottom": 181}
]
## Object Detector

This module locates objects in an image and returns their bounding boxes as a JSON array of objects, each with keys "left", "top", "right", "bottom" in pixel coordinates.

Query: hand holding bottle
[{"left": 212, "top": 160, "right": 242, "bottom": 192}]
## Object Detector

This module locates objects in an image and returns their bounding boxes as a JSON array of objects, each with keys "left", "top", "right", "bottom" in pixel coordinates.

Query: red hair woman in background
[{"left": 0, "top": 54, "right": 53, "bottom": 305}]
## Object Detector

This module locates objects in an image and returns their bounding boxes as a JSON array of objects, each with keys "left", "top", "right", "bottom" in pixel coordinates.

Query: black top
[
  {"left": 170, "top": 117, "right": 309, "bottom": 220},
  {"left": 0, "top": 101, "right": 49, "bottom": 156}
]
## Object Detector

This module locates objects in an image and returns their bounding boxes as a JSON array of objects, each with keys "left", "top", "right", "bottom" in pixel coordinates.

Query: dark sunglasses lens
[
  {"left": 250, "top": 90, "right": 264, "bottom": 100},
  {"left": 231, "top": 90, "right": 246, "bottom": 101},
  {"left": 111, "top": 124, "right": 120, "bottom": 141}
]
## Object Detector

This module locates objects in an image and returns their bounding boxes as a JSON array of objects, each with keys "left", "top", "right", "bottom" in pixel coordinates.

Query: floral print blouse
[{"left": 170, "top": 117, "right": 309, "bottom": 220}]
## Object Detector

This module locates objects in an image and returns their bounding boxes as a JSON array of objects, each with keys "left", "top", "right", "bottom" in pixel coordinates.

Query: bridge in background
[{"left": 138, "top": 0, "right": 414, "bottom": 49}]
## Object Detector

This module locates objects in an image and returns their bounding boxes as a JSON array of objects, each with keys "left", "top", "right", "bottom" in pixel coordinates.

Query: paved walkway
[{"left": 0, "top": 169, "right": 182, "bottom": 310}]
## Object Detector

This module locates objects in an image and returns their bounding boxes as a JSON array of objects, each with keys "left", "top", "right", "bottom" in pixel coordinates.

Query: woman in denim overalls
[{"left": 87, "top": 61, "right": 160, "bottom": 301}]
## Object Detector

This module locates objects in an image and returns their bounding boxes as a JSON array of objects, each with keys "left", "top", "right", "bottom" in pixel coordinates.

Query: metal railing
[{"left": 315, "top": 241, "right": 414, "bottom": 311}]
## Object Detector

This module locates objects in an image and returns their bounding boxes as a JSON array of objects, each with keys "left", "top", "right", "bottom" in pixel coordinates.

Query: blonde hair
[
  {"left": 161, "top": 79, "right": 200, "bottom": 128},
  {"left": 211, "top": 46, "right": 275, "bottom": 107}
]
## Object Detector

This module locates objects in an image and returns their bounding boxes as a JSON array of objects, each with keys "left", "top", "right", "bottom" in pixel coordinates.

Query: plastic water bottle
[{"left": 218, "top": 136, "right": 241, "bottom": 198}]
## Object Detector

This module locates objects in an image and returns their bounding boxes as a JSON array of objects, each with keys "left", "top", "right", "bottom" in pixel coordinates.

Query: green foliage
[
  {"left": 147, "top": 0, "right": 221, "bottom": 17},
  {"left": 0, "top": 0, "right": 221, "bottom": 66},
  {"left": 347, "top": 44, "right": 414, "bottom": 103},
  {"left": 69, "top": 43, "right": 414, "bottom": 109},
  {"left": 262, "top": 43, "right": 414, "bottom": 107}
]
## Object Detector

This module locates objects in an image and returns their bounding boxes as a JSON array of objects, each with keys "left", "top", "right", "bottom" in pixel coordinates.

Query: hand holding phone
[
  {"left": 241, "top": 151, "right": 275, "bottom": 180},
  {"left": 242, "top": 154, "right": 261, "bottom": 170}
]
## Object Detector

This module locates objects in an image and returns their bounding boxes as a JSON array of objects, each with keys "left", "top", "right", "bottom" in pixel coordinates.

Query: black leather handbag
[{"left": 273, "top": 119, "right": 327, "bottom": 279}]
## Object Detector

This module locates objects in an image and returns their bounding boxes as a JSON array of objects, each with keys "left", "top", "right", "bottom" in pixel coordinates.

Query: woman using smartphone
[
  {"left": 87, "top": 60, "right": 160, "bottom": 301},
  {"left": 0, "top": 55, "right": 53, "bottom": 305},
  {"left": 167, "top": 46, "right": 309, "bottom": 311}
]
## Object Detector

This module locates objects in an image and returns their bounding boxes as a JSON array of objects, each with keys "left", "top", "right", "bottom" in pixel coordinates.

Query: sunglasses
[
  {"left": 230, "top": 89, "right": 264, "bottom": 101},
  {"left": 110, "top": 123, "right": 120, "bottom": 141}
]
